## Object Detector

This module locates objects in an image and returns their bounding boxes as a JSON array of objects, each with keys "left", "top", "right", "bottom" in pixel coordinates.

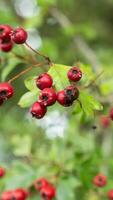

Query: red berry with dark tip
[
  {"left": 36, "top": 73, "right": 53, "bottom": 90},
  {"left": 100, "top": 115, "right": 110, "bottom": 128},
  {"left": 0, "top": 167, "right": 5, "bottom": 177},
  {"left": 109, "top": 108, "right": 113, "bottom": 121},
  {"left": 0, "top": 25, "right": 12, "bottom": 40},
  {"left": 11, "top": 27, "right": 27, "bottom": 44},
  {"left": 39, "top": 88, "right": 57, "bottom": 106},
  {"left": 93, "top": 174, "right": 107, "bottom": 187},
  {"left": 12, "top": 188, "right": 28, "bottom": 200},
  {"left": 1, "top": 191, "right": 12, "bottom": 200},
  {"left": 34, "top": 178, "right": 49, "bottom": 192},
  {"left": 108, "top": 189, "right": 113, "bottom": 200},
  {"left": 67, "top": 66, "right": 82, "bottom": 82},
  {"left": 0, "top": 37, "right": 13, "bottom": 52},
  {"left": 31, "top": 101, "right": 47, "bottom": 119},
  {"left": 57, "top": 85, "right": 79, "bottom": 107},
  {"left": 0, "top": 82, "right": 14, "bottom": 100},
  {"left": 41, "top": 185, "right": 56, "bottom": 200}
]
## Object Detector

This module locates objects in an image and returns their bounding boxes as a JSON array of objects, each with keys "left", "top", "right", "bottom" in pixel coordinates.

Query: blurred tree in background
[{"left": 0, "top": 0, "right": 113, "bottom": 199}]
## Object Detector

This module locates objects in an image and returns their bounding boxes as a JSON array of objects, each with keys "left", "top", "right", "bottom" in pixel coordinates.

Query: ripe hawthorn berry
[
  {"left": 57, "top": 85, "right": 79, "bottom": 107},
  {"left": 0, "top": 25, "right": 12, "bottom": 40},
  {"left": 0, "top": 167, "right": 5, "bottom": 177},
  {"left": 36, "top": 73, "right": 53, "bottom": 90},
  {"left": 31, "top": 101, "right": 47, "bottom": 119},
  {"left": 100, "top": 115, "right": 110, "bottom": 128},
  {"left": 40, "top": 184, "right": 56, "bottom": 200},
  {"left": 0, "top": 82, "right": 14, "bottom": 100},
  {"left": 11, "top": 27, "right": 27, "bottom": 44},
  {"left": 108, "top": 189, "right": 113, "bottom": 200},
  {"left": 39, "top": 88, "right": 57, "bottom": 106},
  {"left": 12, "top": 188, "right": 28, "bottom": 200},
  {"left": 0, "top": 38, "right": 13, "bottom": 52},
  {"left": 1, "top": 190, "right": 12, "bottom": 200},
  {"left": 109, "top": 108, "right": 113, "bottom": 121},
  {"left": 93, "top": 174, "right": 107, "bottom": 187},
  {"left": 67, "top": 66, "right": 82, "bottom": 82},
  {"left": 34, "top": 178, "right": 49, "bottom": 192}
]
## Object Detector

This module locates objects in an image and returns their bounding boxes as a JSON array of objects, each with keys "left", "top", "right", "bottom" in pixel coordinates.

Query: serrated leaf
[
  {"left": 48, "top": 63, "right": 70, "bottom": 90},
  {"left": 18, "top": 91, "right": 39, "bottom": 108},
  {"left": 79, "top": 91, "right": 103, "bottom": 116},
  {"left": 24, "top": 76, "right": 37, "bottom": 91}
]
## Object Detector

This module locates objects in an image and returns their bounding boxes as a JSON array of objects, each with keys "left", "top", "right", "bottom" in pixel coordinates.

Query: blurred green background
[{"left": 0, "top": 0, "right": 113, "bottom": 199}]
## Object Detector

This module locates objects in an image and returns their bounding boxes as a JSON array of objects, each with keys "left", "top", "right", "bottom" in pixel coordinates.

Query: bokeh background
[{"left": 0, "top": 0, "right": 113, "bottom": 199}]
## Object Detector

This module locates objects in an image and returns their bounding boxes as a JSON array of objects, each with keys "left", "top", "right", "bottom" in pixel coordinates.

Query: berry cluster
[
  {"left": 30, "top": 66, "right": 82, "bottom": 119},
  {"left": 1, "top": 188, "right": 28, "bottom": 200},
  {"left": 34, "top": 178, "right": 56, "bottom": 200},
  {"left": 93, "top": 174, "right": 113, "bottom": 199},
  {"left": 100, "top": 108, "right": 113, "bottom": 128},
  {"left": 0, "top": 24, "right": 27, "bottom": 52}
]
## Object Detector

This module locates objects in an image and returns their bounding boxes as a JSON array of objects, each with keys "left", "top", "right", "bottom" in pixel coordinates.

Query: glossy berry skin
[
  {"left": 109, "top": 108, "right": 113, "bottom": 121},
  {"left": 108, "top": 189, "right": 113, "bottom": 200},
  {"left": 57, "top": 85, "right": 79, "bottom": 107},
  {"left": 39, "top": 88, "right": 57, "bottom": 107},
  {"left": 100, "top": 115, "right": 110, "bottom": 128},
  {"left": 11, "top": 27, "right": 27, "bottom": 44},
  {"left": 34, "top": 178, "right": 49, "bottom": 192},
  {"left": 67, "top": 66, "right": 82, "bottom": 82},
  {"left": 41, "top": 185, "right": 56, "bottom": 200},
  {"left": 0, "top": 82, "right": 14, "bottom": 100},
  {"left": 93, "top": 174, "right": 107, "bottom": 187},
  {"left": 31, "top": 101, "right": 47, "bottom": 119},
  {"left": 36, "top": 73, "right": 53, "bottom": 90},
  {"left": 1, "top": 191, "right": 12, "bottom": 200},
  {"left": 12, "top": 188, "right": 28, "bottom": 200},
  {"left": 0, "top": 25, "right": 12, "bottom": 40},
  {"left": 0, "top": 38, "right": 13, "bottom": 52},
  {"left": 0, "top": 167, "right": 5, "bottom": 177}
]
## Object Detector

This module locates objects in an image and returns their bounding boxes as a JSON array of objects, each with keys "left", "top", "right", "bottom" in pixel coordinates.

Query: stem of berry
[
  {"left": 8, "top": 62, "right": 44, "bottom": 83},
  {"left": 84, "top": 70, "right": 104, "bottom": 88},
  {"left": 25, "top": 42, "right": 52, "bottom": 65}
]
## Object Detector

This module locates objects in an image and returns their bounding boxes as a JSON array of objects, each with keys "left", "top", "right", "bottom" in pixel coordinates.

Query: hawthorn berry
[
  {"left": 0, "top": 82, "right": 14, "bottom": 100},
  {"left": 12, "top": 188, "right": 28, "bottom": 200},
  {"left": 40, "top": 184, "right": 56, "bottom": 200},
  {"left": 57, "top": 85, "right": 79, "bottom": 107},
  {"left": 34, "top": 178, "right": 49, "bottom": 192},
  {"left": 1, "top": 190, "right": 12, "bottom": 200},
  {"left": 39, "top": 88, "right": 57, "bottom": 106},
  {"left": 0, "top": 167, "right": 5, "bottom": 177},
  {"left": 0, "top": 38, "right": 13, "bottom": 52},
  {"left": 109, "top": 108, "right": 113, "bottom": 121},
  {"left": 11, "top": 27, "right": 27, "bottom": 44},
  {"left": 93, "top": 174, "right": 107, "bottom": 187},
  {"left": 36, "top": 73, "right": 53, "bottom": 90},
  {"left": 100, "top": 115, "right": 110, "bottom": 128},
  {"left": 31, "top": 101, "right": 47, "bottom": 119},
  {"left": 108, "top": 189, "right": 113, "bottom": 200},
  {"left": 67, "top": 66, "right": 82, "bottom": 82},
  {"left": 0, "top": 25, "right": 12, "bottom": 40}
]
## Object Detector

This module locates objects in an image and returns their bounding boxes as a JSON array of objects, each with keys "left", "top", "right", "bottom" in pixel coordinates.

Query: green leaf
[
  {"left": 18, "top": 91, "right": 39, "bottom": 108},
  {"left": 48, "top": 63, "right": 70, "bottom": 91},
  {"left": 79, "top": 91, "right": 103, "bottom": 116},
  {"left": 24, "top": 76, "right": 37, "bottom": 91}
]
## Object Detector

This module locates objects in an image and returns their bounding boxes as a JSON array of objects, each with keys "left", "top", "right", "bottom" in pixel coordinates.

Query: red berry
[
  {"left": 41, "top": 185, "right": 56, "bottom": 200},
  {"left": 34, "top": 178, "right": 49, "bottom": 191},
  {"left": 31, "top": 101, "right": 47, "bottom": 119},
  {"left": 109, "top": 108, "right": 113, "bottom": 121},
  {"left": 0, "top": 82, "right": 14, "bottom": 100},
  {"left": 1, "top": 191, "right": 12, "bottom": 200},
  {"left": 0, "top": 25, "right": 12, "bottom": 40},
  {"left": 57, "top": 85, "right": 79, "bottom": 107},
  {"left": 0, "top": 38, "right": 13, "bottom": 52},
  {"left": 67, "top": 66, "right": 82, "bottom": 82},
  {"left": 108, "top": 189, "right": 113, "bottom": 200},
  {"left": 93, "top": 174, "right": 107, "bottom": 187},
  {"left": 39, "top": 88, "right": 57, "bottom": 106},
  {"left": 0, "top": 167, "right": 5, "bottom": 177},
  {"left": 11, "top": 27, "right": 27, "bottom": 44},
  {"left": 12, "top": 188, "right": 28, "bottom": 200},
  {"left": 36, "top": 73, "right": 53, "bottom": 90},
  {"left": 100, "top": 115, "right": 110, "bottom": 128}
]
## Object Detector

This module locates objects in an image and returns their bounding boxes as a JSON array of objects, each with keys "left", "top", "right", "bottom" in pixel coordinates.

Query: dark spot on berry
[
  {"left": 0, "top": 28, "right": 4, "bottom": 34},
  {"left": 42, "top": 95, "right": 48, "bottom": 101},
  {"left": 0, "top": 90, "right": 7, "bottom": 97},
  {"left": 72, "top": 69, "right": 78, "bottom": 74}
]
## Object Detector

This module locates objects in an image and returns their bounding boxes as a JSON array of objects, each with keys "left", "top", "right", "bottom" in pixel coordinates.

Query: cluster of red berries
[
  {"left": 100, "top": 108, "right": 113, "bottom": 128},
  {"left": 0, "top": 24, "right": 27, "bottom": 52},
  {"left": 34, "top": 178, "right": 56, "bottom": 200},
  {"left": 1, "top": 188, "right": 28, "bottom": 200},
  {"left": 93, "top": 174, "right": 113, "bottom": 200},
  {"left": 30, "top": 66, "right": 82, "bottom": 119}
]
